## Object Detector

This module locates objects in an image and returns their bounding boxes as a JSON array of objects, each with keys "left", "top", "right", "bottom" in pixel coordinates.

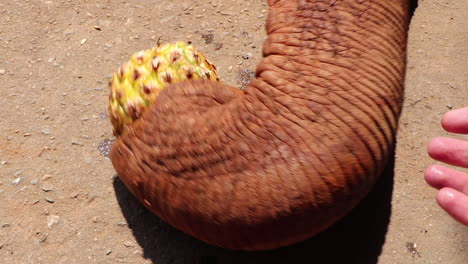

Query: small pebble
[
  {"left": 45, "top": 197, "right": 55, "bottom": 203},
  {"left": 123, "top": 241, "right": 134, "bottom": 248},
  {"left": 2, "top": 223, "right": 10, "bottom": 228},
  {"left": 36, "top": 232, "right": 48, "bottom": 243},
  {"left": 47, "top": 215, "right": 60, "bottom": 229},
  {"left": 42, "top": 174, "right": 53, "bottom": 181},
  {"left": 98, "top": 139, "right": 114, "bottom": 158},
  {"left": 242, "top": 52, "right": 253, "bottom": 59},
  {"left": 83, "top": 156, "right": 93, "bottom": 164},
  {"left": 31, "top": 178, "right": 38, "bottom": 185},
  {"left": 71, "top": 138, "right": 84, "bottom": 146},
  {"left": 70, "top": 192, "right": 79, "bottom": 198},
  {"left": 41, "top": 183, "right": 54, "bottom": 192},
  {"left": 11, "top": 177, "right": 22, "bottom": 185},
  {"left": 0, "top": 69, "right": 5, "bottom": 75},
  {"left": 106, "top": 249, "right": 112, "bottom": 255},
  {"left": 41, "top": 128, "right": 51, "bottom": 135}
]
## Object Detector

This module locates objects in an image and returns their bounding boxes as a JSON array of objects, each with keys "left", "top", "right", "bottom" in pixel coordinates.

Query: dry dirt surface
[{"left": 0, "top": 0, "right": 466, "bottom": 263}]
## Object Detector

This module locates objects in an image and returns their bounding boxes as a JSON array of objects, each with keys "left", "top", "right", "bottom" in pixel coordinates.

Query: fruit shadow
[{"left": 112, "top": 150, "right": 395, "bottom": 264}]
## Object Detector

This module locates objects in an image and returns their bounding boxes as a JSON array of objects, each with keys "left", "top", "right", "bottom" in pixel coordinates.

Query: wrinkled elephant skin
[{"left": 110, "top": 0, "right": 410, "bottom": 250}]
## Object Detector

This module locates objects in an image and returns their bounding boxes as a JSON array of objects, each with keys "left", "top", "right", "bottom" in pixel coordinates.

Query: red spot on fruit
[
  {"left": 133, "top": 70, "right": 140, "bottom": 80},
  {"left": 143, "top": 85, "right": 151, "bottom": 94}
]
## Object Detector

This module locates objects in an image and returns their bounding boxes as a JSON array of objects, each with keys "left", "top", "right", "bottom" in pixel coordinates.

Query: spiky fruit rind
[{"left": 109, "top": 41, "right": 219, "bottom": 135}]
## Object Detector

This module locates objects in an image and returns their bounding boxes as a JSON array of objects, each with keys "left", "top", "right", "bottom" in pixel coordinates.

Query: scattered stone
[
  {"left": 99, "top": 112, "right": 109, "bottom": 120},
  {"left": 31, "top": 178, "right": 38, "bottom": 185},
  {"left": 41, "top": 128, "right": 51, "bottom": 135},
  {"left": 70, "top": 192, "right": 79, "bottom": 198},
  {"left": 11, "top": 177, "right": 22, "bottom": 185},
  {"left": 20, "top": 186, "right": 28, "bottom": 191},
  {"left": 32, "top": 199, "right": 40, "bottom": 204},
  {"left": 71, "top": 138, "right": 84, "bottom": 146},
  {"left": 93, "top": 25, "right": 102, "bottom": 31},
  {"left": 0, "top": 161, "right": 7, "bottom": 165},
  {"left": 23, "top": 133, "right": 32, "bottom": 137},
  {"left": 242, "top": 52, "right": 253, "bottom": 60},
  {"left": 0, "top": 69, "right": 5, "bottom": 75},
  {"left": 214, "top": 42, "right": 223, "bottom": 50},
  {"left": 45, "top": 197, "right": 55, "bottom": 203},
  {"left": 80, "top": 38, "right": 87, "bottom": 45},
  {"left": 98, "top": 138, "right": 114, "bottom": 158},
  {"left": 2, "top": 223, "right": 10, "bottom": 228},
  {"left": 42, "top": 174, "right": 52, "bottom": 181},
  {"left": 446, "top": 104, "right": 453, "bottom": 109},
  {"left": 406, "top": 242, "right": 421, "bottom": 257},
  {"left": 116, "top": 222, "right": 127, "bottom": 227},
  {"left": 83, "top": 156, "right": 93, "bottom": 164},
  {"left": 201, "top": 33, "right": 214, "bottom": 44},
  {"left": 241, "top": 31, "right": 250, "bottom": 38},
  {"left": 80, "top": 116, "right": 90, "bottom": 121},
  {"left": 41, "top": 183, "right": 54, "bottom": 192},
  {"left": 237, "top": 68, "right": 255, "bottom": 89},
  {"left": 47, "top": 215, "right": 60, "bottom": 229},
  {"left": 159, "top": 15, "right": 174, "bottom": 24},
  {"left": 35, "top": 232, "right": 48, "bottom": 243},
  {"left": 123, "top": 241, "right": 134, "bottom": 248},
  {"left": 106, "top": 249, "right": 112, "bottom": 255}
]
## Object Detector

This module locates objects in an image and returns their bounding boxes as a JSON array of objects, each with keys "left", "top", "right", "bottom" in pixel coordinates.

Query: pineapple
[{"left": 109, "top": 41, "right": 219, "bottom": 135}]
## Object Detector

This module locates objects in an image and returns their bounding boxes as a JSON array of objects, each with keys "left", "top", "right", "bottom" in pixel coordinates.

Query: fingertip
[
  {"left": 441, "top": 107, "right": 468, "bottom": 133},
  {"left": 427, "top": 137, "right": 446, "bottom": 159},
  {"left": 424, "top": 164, "right": 443, "bottom": 188},
  {"left": 436, "top": 187, "right": 468, "bottom": 226},
  {"left": 436, "top": 187, "right": 456, "bottom": 207}
]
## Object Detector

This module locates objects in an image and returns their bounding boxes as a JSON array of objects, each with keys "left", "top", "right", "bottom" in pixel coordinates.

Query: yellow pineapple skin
[{"left": 109, "top": 41, "right": 219, "bottom": 135}]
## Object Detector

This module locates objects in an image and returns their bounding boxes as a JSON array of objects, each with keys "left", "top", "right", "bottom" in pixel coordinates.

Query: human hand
[{"left": 425, "top": 107, "right": 468, "bottom": 226}]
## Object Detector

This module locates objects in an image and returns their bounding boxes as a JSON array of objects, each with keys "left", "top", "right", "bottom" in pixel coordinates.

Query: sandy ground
[{"left": 0, "top": 0, "right": 466, "bottom": 263}]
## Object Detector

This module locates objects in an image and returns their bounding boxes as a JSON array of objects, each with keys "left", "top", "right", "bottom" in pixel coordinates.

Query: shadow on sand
[{"left": 112, "top": 152, "right": 395, "bottom": 264}]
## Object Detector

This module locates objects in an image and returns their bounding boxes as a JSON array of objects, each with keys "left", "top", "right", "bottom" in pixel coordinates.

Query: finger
[
  {"left": 427, "top": 137, "right": 468, "bottom": 168},
  {"left": 442, "top": 107, "right": 468, "bottom": 134},
  {"left": 436, "top": 188, "right": 468, "bottom": 226},
  {"left": 425, "top": 164, "right": 468, "bottom": 195}
]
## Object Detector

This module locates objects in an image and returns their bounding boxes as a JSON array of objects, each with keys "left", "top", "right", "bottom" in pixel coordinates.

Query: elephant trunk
[{"left": 110, "top": 0, "right": 410, "bottom": 250}]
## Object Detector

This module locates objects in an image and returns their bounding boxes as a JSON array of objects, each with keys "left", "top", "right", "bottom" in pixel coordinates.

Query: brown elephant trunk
[{"left": 110, "top": 0, "right": 410, "bottom": 250}]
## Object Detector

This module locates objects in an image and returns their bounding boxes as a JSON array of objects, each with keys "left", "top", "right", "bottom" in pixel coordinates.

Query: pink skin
[{"left": 425, "top": 107, "right": 468, "bottom": 226}]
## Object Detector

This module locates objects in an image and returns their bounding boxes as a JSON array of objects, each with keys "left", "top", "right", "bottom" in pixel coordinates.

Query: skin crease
[
  {"left": 110, "top": 0, "right": 410, "bottom": 250},
  {"left": 425, "top": 107, "right": 468, "bottom": 226}
]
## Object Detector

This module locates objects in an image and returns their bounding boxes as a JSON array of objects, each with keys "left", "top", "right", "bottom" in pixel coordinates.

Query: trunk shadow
[{"left": 112, "top": 153, "right": 395, "bottom": 264}]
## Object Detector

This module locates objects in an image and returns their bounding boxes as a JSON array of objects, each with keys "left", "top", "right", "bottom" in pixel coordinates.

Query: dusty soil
[{"left": 0, "top": 0, "right": 466, "bottom": 263}]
